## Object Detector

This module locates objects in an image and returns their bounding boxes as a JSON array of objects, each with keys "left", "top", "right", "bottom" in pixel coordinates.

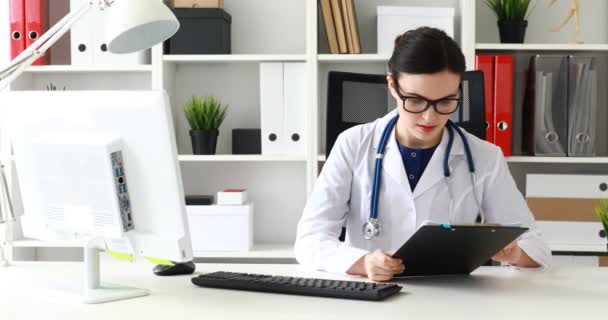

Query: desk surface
[{"left": 1, "top": 259, "right": 607, "bottom": 320}]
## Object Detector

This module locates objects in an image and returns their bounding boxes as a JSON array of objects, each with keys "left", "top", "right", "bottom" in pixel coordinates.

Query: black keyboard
[{"left": 191, "top": 271, "right": 403, "bottom": 301}]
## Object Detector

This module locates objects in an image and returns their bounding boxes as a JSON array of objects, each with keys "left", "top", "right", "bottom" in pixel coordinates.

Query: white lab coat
[{"left": 295, "top": 110, "right": 552, "bottom": 273}]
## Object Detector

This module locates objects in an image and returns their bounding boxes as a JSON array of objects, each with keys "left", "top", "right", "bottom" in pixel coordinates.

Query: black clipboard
[{"left": 391, "top": 223, "right": 528, "bottom": 278}]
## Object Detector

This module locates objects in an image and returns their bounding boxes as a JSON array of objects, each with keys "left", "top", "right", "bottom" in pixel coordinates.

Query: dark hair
[{"left": 387, "top": 27, "right": 466, "bottom": 80}]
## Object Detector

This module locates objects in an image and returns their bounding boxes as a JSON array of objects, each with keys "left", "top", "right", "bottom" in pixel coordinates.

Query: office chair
[
  {"left": 325, "top": 70, "right": 486, "bottom": 158},
  {"left": 326, "top": 70, "right": 487, "bottom": 243}
]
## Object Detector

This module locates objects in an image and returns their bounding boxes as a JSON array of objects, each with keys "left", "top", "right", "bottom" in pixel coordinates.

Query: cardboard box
[{"left": 187, "top": 203, "right": 253, "bottom": 252}]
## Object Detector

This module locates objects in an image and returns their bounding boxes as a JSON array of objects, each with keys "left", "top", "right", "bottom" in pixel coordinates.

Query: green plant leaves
[
  {"left": 485, "top": 0, "right": 533, "bottom": 21},
  {"left": 595, "top": 200, "right": 608, "bottom": 236},
  {"left": 184, "top": 95, "right": 228, "bottom": 130}
]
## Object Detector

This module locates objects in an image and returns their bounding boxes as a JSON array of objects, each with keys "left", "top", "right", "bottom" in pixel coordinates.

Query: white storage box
[
  {"left": 377, "top": 6, "right": 454, "bottom": 54},
  {"left": 187, "top": 203, "right": 253, "bottom": 252},
  {"left": 526, "top": 174, "right": 608, "bottom": 249},
  {"left": 217, "top": 189, "right": 248, "bottom": 205}
]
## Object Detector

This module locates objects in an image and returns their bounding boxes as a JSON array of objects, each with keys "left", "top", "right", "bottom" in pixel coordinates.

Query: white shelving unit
[
  {"left": 2, "top": 0, "right": 607, "bottom": 263},
  {"left": 476, "top": 43, "right": 608, "bottom": 51},
  {"left": 164, "top": 54, "right": 307, "bottom": 63},
  {"left": 507, "top": 157, "right": 608, "bottom": 164},
  {"left": 318, "top": 155, "right": 608, "bottom": 164},
  {"left": 178, "top": 155, "right": 307, "bottom": 162},
  {"left": 24, "top": 65, "right": 154, "bottom": 73},
  {"left": 317, "top": 54, "right": 391, "bottom": 62},
  {"left": 11, "top": 239, "right": 81, "bottom": 248}
]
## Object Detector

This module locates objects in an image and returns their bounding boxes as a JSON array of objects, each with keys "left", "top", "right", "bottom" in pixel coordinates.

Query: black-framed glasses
[{"left": 394, "top": 79, "right": 462, "bottom": 115}]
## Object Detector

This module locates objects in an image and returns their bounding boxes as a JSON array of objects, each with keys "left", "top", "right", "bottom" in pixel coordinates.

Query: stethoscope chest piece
[{"left": 362, "top": 218, "right": 380, "bottom": 240}]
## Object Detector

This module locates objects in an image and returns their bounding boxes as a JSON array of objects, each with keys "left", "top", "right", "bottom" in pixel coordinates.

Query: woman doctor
[{"left": 294, "top": 27, "right": 551, "bottom": 282}]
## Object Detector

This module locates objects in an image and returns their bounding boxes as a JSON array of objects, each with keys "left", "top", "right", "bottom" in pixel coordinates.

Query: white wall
[{"left": 476, "top": 0, "right": 608, "bottom": 44}]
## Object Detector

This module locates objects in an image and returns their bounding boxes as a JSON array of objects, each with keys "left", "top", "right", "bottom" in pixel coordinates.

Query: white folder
[
  {"left": 282, "top": 63, "right": 306, "bottom": 156},
  {"left": 70, "top": 0, "right": 94, "bottom": 65},
  {"left": 260, "top": 63, "right": 285, "bottom": 155}
]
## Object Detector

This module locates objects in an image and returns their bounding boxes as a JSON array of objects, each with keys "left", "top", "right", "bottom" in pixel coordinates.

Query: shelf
[
  {"left": 163, "top": 54, "right": 307, "bottom": 63},
  {"left": 507, "top": 156, "right": 608, "bottom": 164},
  {"left": 193, "top": 243, "right": 294, "bottom": 259},
  {"left": 476, "top": 43, "right": 608, "bottom": 51},
  {"left": 550, "top": 243, "right": 608, "bottom": 254},
  {"left": 178, "top": 155, "right": 307, "bottom": 162},
  {"left": 19, "top": 152, "right": 607, "bottom": 165},
  {"left": 316, "top": 155, "right": 608, "bottom": 163},
  {"left": 11, "top": 239, "right": 81, "bottom": 248},
  {"left": 24, "top": 65, "right": 153, "bottom": 73},
  {"left": 317, "top": 54, "right": 391, "bottom": 62}
]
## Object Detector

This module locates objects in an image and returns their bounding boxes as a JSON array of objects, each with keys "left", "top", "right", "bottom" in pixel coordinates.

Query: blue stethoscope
[{"left": 362, "top": 115, "right": 487, "bottom": 240}]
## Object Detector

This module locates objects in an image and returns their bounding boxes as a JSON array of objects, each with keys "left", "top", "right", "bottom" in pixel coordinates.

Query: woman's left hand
[
  {"left": 492, "top": 241, "right": 521, "bottom": 264},
  {"left": 492, "top": 240, "right": 540, "bottom": 268}
]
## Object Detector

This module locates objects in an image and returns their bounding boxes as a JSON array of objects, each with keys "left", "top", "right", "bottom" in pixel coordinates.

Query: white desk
[{"left": 1, "top": 259, "right": 607, "bottom": 319}]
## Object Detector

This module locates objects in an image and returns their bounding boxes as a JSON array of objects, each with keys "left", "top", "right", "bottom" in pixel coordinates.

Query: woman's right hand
[{"left": 363, "top": 249, "right": 405, "bottom": 281}]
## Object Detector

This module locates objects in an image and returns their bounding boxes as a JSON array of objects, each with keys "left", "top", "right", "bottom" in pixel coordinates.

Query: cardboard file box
[
  {"left": 526, "top": 174, "right": 608, "bottom": 248},
  {"left": 187, "top": 203, "right": 253, "bottom": 252},
  {"left": 167, "top": 8, "right": 231, "bottom": 54},
  {"left": 377, "top": 6, "right": 454, "bottom": 54}
]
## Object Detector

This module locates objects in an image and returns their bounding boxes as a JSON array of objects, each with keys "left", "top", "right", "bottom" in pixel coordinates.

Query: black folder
[{"left": 391, "top": 223, "right": 528, "bottom": 278}]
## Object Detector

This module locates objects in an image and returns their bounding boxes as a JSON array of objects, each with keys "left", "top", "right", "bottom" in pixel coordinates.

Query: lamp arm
[
  {"left": 0, "top": 162, "right": 13, "bottom": 266},
  {"left": 0, "top": 0, "right": 95, "bottom": 90},
  {"left": 0, "top": 163, "right": 15, "bottom": 223}
]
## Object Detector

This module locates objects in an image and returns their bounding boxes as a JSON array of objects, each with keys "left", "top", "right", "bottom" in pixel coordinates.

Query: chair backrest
[
  {"left": 325, "top": 71, "right": 391, "bottom": 157},
  {"left": 325, "top": 70, "right": 486, "bottom": 157},
  {"left": 453, "top": 70, "right": 486, "bottom": 140}
]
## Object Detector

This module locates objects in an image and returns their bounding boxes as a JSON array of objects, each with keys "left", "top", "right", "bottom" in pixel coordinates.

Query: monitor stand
[{"left": 43, "top": 246, "right": 149, "bottom": 304}]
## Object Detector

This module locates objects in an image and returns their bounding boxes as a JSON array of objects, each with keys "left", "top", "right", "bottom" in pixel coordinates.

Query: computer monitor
[{"left": 1, "top": 91, "right": 193, "bottom": 303}]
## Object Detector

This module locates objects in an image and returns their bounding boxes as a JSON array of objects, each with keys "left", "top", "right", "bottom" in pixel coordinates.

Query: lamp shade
[{"left": 106, "top": 0, "right": 179, "bottom": 54}]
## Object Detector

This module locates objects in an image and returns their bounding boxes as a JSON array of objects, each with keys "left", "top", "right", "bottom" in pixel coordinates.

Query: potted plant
[
  {"left": 485, "top": 0, "right": 534, "bottom": 43},
  {"left": 595, "top": 200, "right": 608, "bottom": 252},
  {"left": 184, "top": 95, "right": 228, "bottom": 155}
]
